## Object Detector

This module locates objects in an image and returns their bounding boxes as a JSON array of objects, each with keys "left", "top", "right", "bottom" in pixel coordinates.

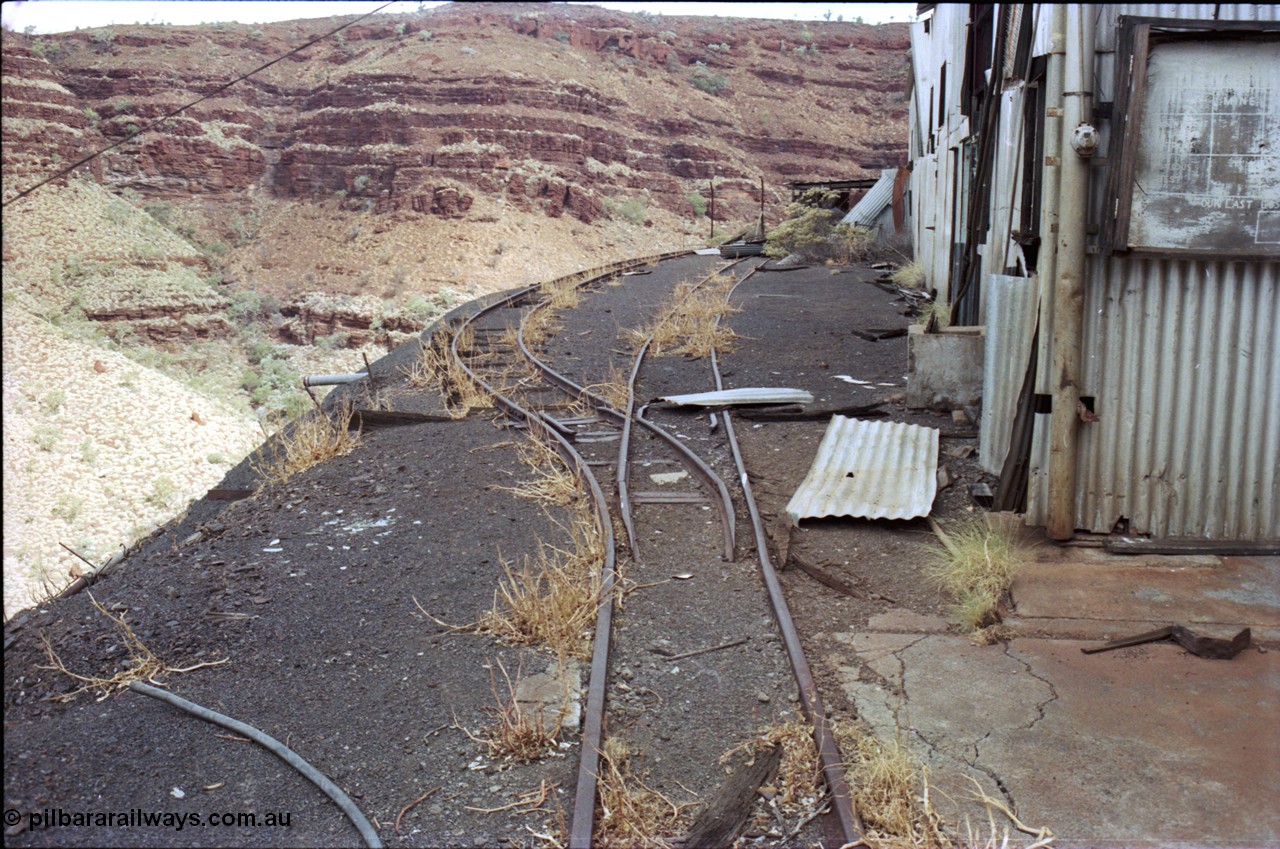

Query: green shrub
[
  {"left": 764, "top": 189, "right": 841, "bottom": 259},
  {"left": 603, "top": 195, "right": 648, "bottom": 225},
  {"left": 146, "top": 476, "right": 177, "bottom": 508},
  {"left": 690, "top": 63, "right": 728, "bottom": 95},
  {"left": 395, "top": 22, "right": 407, "bottom": 36},
  {"left": 203, "top": 241, "right": 230, "bottom": 260},
  {"left": 52, "top": 495, "right": 83, "bottom": 521},
  {"left": 143, "top": 200, "right": 172, "bottom": 226},
  {"left": 687, "top": 191, "right": 708, "bottom": 218},
  {"left": 41, "top": 390, "right": 66, "bottom": 413},
  {"left": 33, "top": 424, "right": 61, "bottom": 452}
]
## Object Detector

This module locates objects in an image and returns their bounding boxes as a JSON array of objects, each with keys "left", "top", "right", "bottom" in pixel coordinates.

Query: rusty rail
[
  {"left": 709, "top": 267, "right": 865, "bottom": 845},
  {"left": 517, "top": 263, "right": 742, "bottom": 564},
  {"left": 444, "top": 251, "right": 683, "bottom": 849}
]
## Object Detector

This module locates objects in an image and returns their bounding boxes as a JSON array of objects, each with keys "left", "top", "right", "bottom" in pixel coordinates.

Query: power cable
[{"left": 3, "top": 1, "right": 398, "bottom": 208}]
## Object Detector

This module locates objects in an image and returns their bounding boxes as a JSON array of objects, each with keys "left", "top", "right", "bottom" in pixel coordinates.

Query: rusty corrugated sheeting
[
  {"left": 786, "top": 417, "right": 939, "bottom": 523},
  {"left": 1027, "top": 257, "right": 1280, "bottom": 539},
  {"left": 979, "top": 275, "right": 1039, "bottom": 474}
]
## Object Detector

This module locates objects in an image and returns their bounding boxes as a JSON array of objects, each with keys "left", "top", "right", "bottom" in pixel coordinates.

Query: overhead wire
[{"left": 3, "top": 1, "right": 398, "bottom": 208}]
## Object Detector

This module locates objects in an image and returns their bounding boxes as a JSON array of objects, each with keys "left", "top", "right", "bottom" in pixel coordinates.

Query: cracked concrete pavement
[{"left": 831, "top": 552, "right": 1280, "bottom": 847}]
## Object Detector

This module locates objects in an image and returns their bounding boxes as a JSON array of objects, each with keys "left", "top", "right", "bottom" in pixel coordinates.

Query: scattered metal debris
[
  {"left": 660, "top": 388, "right": 814, "bottom": 407},
  {"left": 1081, "top": 625, "right": 1252, "bottom": 659}
]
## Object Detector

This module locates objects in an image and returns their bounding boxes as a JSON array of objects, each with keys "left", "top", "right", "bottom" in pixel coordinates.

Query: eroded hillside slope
[{"left": 0, "top": 3, "right": 909, "bottom": 616}]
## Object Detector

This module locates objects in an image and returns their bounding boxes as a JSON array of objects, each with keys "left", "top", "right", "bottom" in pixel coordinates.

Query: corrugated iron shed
[
  {"left": 841, "top": 169, "right": 896, "bottom": 231},
  {"left": 786, "top": 417, "right": 939, "bottom": 523}
]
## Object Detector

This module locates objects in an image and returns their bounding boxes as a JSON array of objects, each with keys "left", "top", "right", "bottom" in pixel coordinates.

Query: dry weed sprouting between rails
[
  {"left": 727, "top": 718, "right": 824, "bottom": 830},
  {"left": 628, "top": 272, "right": 741, "bottom": 359},
  {"left": 459, "top": 657, "right": 561, "bottom": 763},
  {"left": 540, "top": 272, "right": 589, "bottom": 310},
  {"left": 522, "top": 308, "right": 562, "bottom": 349},
  {"left": 923, "top": 516, "right": 1028, "bottom": 632},
  {"left": 251, "top": 401, "right": 361, "bottom": 485},
  {"left": 481, "top": 510, "right": 605, "bottom": 662},
  {"left": 404, "top": 323, "right": 493, "bottom": 418},
  {"left": 39, "top": 594, "right": 227, "bottom": 702},
  {"left": 584, "top": 362, "right": 632, "bottom": 411},
  {"left": 836, "top": 723, "right": 948, "bottom": 849},
  {"left": 595, "top": 737, "right": 687, "bottom": 849},
  {"left": 492, "top": 434, "right": 581, "bottom": 507}
]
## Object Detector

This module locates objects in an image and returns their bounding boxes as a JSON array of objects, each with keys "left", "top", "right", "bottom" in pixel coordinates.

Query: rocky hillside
[{"left": 0, "top": 3, "right": 910, "bottom": 616}]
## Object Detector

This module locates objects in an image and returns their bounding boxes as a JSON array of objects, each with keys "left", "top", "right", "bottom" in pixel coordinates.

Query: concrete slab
[
  {"left": 1011, "top": 552, "right": 1280, "bottom": 642},
  {"left": 867, "top": 607, "right": 951, "bottom": 632},
  {"left": 834, "top": 631, "right": 1280, "bottom": 847}
]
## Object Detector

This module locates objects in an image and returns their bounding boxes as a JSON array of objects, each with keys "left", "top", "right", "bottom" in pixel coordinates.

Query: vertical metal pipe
[
  {"left": 1047, "top": 4, "right": 1093, "bottom": 540},
  {"left": 709, "top": 177, "right": 716, "bottom": 241}
]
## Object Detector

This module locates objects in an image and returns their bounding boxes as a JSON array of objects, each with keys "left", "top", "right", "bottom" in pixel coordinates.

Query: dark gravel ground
[{"left": 3, "top": 254, "right": 994, "bottom": 848}]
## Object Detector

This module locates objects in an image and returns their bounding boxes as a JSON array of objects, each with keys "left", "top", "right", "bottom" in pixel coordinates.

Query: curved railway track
[{"left": 438, "top": 253, "right": 861, "bottom": 847}]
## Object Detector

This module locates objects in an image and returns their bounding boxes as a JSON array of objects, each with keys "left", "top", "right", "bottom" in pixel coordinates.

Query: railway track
[{"left": 435, "top": 253, "right": 861, "bottom": 847}]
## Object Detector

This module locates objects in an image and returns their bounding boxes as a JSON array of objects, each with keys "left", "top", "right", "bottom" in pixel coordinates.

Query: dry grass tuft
[
  {"left": 523, "top": 308, "right": 561, "bottom": 348},
  {"left": 961, "top": 776, "right": 1055, "bottom": 849},
  {"left": 40, "top": 594, "right": 227, "bottom": 702},
  {"left": 915, "top": 299, "right": 952, "bottom": 329},
  {"left": 744, "top": 719, "right": 823, "bottom": 818},
  {"left": 838, "top": 724, "right": 947, "bottom": 848},
  {"left": 494, "top": 435, "right": 581, "bottom": 507},
  {"left": 482, "top": 512, "right": 604, "bottom": 661},
  {"left": 595, "top": 737, "right": 685, "bottom": 848},
  {"left": 892, "top": 260, "right": 926, "bottom": 289},
  {"left": 541, "top": 276, "right": 583, "bottom": 310},
  {"left": 252, "top": 402, "right": 361, "bottom": 485},
  {"left": 403, "top": 331, "right": 453, "bottom": 389},
  {"left": 635, "top": 273, "right": 740, "bottom": 359},
  {"left": 404, "top": 324, "right": 494, "bottom": 418},
  {"left": 584, "top": 362, "right": 631, "bottom": 411},
  {"left": 923, "top": 517, "right": 1028, "bottom": 632},
  {"left": 460, "top": 658, "right": 560, "bottom": 763}
]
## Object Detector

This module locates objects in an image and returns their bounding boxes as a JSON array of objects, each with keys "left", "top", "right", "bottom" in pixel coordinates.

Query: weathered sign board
[{"left": 1105, "top": 20, "right": 1280, "bottom": 258}]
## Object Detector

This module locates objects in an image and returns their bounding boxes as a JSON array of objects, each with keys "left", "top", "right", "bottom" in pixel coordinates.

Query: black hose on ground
[{"left": 128, "top": 681, "right": 382, "bottom": 848}]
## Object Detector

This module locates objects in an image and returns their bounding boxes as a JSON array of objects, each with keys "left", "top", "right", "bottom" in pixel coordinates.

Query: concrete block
[{"left": 906, "top": 324, "right": 984, "bottom": 410}]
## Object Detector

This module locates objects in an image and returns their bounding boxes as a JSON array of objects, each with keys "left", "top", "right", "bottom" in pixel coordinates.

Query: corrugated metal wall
[
  {"left": 912, "top": 3, "right": 1280, "bottom": 540},
  {"left": 1026, "top": 4, "right": 1280, "bottom": 539},
  {"left": 1030, "top": 259, "right": 1280, "bottom": 538}
]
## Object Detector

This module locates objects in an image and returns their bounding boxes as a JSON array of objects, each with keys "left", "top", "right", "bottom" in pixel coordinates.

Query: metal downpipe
[{"left": 1046, "top": 4, "right": 1094, "bottom": 540}]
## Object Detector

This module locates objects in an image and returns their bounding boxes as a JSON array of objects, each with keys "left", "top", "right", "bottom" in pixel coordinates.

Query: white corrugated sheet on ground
[
  {"left": 786, "top": 416, "right": 939, "bottom": 522},
  {"left": 660, "top": 388, "right": 813, "bottom": 406}
]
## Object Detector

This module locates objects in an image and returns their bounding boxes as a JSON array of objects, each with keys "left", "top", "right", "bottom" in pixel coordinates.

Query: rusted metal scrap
[{"left": 1081, "top": 625, "right": 1252, "bottom": 659}]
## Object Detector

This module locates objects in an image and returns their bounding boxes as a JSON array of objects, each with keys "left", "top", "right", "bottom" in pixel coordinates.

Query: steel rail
[
  {"left": 516, "top": 265, "right": 741, "bottom": 563},
  {"left": 443, "top": 250, "right": 685, "bottom": 849},
  {"left": 708, "top": 266, "right": 865, "bottom": 846},
  {"left": 613, "top": 259, "right": 748, "bottom": 563}
]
